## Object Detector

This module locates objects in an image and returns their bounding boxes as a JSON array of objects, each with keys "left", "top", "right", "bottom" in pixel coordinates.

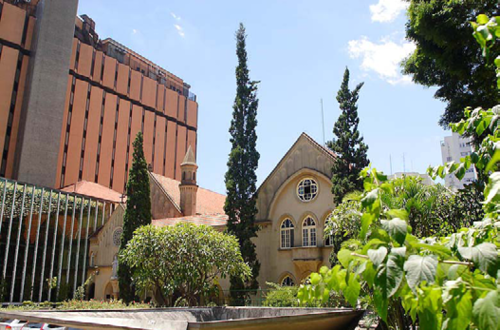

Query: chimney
[{"left": 179, "top": 146, "right": 198, "bottom": 216}]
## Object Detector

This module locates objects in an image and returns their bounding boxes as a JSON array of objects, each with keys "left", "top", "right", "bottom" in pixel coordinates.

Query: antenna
[
  {"left": 321, "top": 98, "right": 326, "bottom": 146},
  {"left": 390, "top": 154, "right": 393, "bottom": 175}
]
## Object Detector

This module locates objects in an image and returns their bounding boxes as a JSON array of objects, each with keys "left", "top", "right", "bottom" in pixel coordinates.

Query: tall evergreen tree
[
  {"left": 224, "top": 23, "right": 260, "bottom": 304},
  {"left": 328, "top": 68, "right": 369, "bottom": 204},
  {"left": 118, "top": 132, "right": 152, "bottom": 303}
]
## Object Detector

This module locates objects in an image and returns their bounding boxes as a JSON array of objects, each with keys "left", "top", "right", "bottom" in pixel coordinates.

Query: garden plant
[{"left": 298, "top": 14, "right": 500, "bottom": 330}]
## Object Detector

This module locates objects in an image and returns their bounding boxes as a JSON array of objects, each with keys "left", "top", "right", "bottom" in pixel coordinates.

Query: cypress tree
[
  {"left": 224, "top": 23, "right": 260, "bottom": 304},
  {"left": 118, "top": 132, "right": 152, "bottom": 303},
  {"left": 328, "top": 68, "right": 369, "bottom": 204}
]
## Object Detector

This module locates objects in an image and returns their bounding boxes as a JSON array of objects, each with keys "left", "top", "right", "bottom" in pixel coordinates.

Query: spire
[
  {"left": 180, "top": 145, "right": 198, "bottom": 216},
  {"left": 181, "top": 145, "right": 196, "bottom": 166}
]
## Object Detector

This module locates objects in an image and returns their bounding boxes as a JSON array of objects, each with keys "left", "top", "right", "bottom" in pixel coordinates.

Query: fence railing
[{"left": 0, "top": 177, "right": 115, "bottom": 303}]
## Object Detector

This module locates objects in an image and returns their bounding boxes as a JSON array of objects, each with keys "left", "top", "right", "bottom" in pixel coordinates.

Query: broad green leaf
[
  {"left": 381, "top": 218, "right": 408, "bottom": 245},
  {"left": 400, "top": 284, "right": 418, "bottom": 322},
  {"left": 310, "top": 272, "right": 321, "bottom": 286},
  {"left": 385, "top": 208, "right": 409, "bottom": 220},
  {"left": 412, "top": 242, "right": 452, "bottom": 258},
  {"left": 442, "top": 279, "right": 472, "bottom": 330},
  {"left": 344, "top": 274, "right": 360, "bottom": 307},
  {"left": 404, "top": 255, "right": 438, "bottom": 291},
  {"left": 458, "top": 243, "right": 499, "bottom": 276},
  {"left": 368, "top": 246, "right": 387, "bottom": 267},
  {"left": 375, "top": 247, "right": 405, "bottom": 298},
  {"left": 361, "top": 188, "right": 379, "bottom": 209},
  {"left": 418, "top": 285, "right": 443, "bottom": 330},
  {"left": 486, "top": 148, "right": 500, "bottom": 172},
  {"left": 337, "top": 249, "right": 353, "bottom": 269},
  {"left": 455, "top": 163, "right": 466, "bottom": 180},
  {"left": 363, "top": 261, "right": 376, "bottom": 286},
  {"left": 477, "top": 14, "right": 489, "bottom": 24},
  {"left": 472, "top": 290, "right": 500, "bottom": 330},
  {"left": 484, "top": 172, "right": 500, "bottom": 204},
  {"left": 360, "top": 212, "right": 376, "bottom": 239},
  {"left": 476, "top": 116, "right": 492, "bottom": 136},
  {"left": 373, "top": 285, "right": 388, "bottom": 322}
]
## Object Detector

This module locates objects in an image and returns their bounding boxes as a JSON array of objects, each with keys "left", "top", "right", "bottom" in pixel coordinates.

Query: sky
[{"left": 78, "top": 0, "right": 449, "bottom": 194}]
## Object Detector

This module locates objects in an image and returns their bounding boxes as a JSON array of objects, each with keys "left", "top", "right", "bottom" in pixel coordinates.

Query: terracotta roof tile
[
  {"left": 150, "top": 173, "right": 226, "bottom": 215},
  {"left": 60, "top": 181, "right": 123, "bottom": 203},
  {"left": 153, "top": 213, "right": 228, "bottom": 227}
]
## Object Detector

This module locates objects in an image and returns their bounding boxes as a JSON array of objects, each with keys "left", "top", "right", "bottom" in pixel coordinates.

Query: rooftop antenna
[
  {"left": 320, "top": 98, "right": 326, "bottom": 146},
  {"left": 390, "top": 154, "right": 393, "bottom": 175}
]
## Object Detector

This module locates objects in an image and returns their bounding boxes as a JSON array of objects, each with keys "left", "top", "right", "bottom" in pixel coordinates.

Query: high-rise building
[
  {"left": 440, "top": 132, "right": 477, "bottom": 189},
  {"left": 0, "top": 0, "right": 198, "bottom": 193}
]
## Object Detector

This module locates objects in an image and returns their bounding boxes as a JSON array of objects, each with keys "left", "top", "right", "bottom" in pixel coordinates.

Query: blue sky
[{"left": 78, "top": 0, "right": 448, "bottom": 194}]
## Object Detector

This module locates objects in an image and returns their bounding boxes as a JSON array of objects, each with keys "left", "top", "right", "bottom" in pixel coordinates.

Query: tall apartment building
[
  {"left": 440, "top": 132, "right": 477, "bottom": 189},
  {"left": 0, "top": 0, "right": 198, "bottom": 193}
]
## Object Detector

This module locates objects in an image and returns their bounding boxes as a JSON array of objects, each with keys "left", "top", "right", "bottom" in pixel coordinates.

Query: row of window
[{"left": 280, "top": 216, "right": 332, "bottom": 249}]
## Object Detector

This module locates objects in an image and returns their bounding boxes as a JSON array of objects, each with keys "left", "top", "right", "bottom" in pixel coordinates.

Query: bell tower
[{"left": 179, "top": 146, "right": 198, "bottom": 216}]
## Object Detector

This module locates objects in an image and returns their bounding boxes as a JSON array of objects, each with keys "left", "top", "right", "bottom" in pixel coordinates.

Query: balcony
[
  {"left": 291, "top": 246, "right": 323, "bottom": 261},
  {"left": 291, "top": 246, "right": 323, "bottom": 277}
]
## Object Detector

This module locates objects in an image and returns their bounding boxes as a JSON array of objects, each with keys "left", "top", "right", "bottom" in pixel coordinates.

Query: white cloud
[
  {"left": 370, "top": 0, "right": 408, "bottom": 23},
  {"left": 174, "top": 24, "right": 185, "bottom": 38},
  {"left": 171, "top": 12, "right": 181, "bottom": 21},
  {"left": 132, "top": 29, "right": 138, "bottom": 34},
  {"left": 348, "top": 36, "right": 415, "bottom": 85}
]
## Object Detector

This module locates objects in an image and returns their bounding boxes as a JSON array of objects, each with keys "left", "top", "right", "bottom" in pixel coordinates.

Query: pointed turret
[{"left": 179, "top": 146, "right": 198, "bottom": 216}]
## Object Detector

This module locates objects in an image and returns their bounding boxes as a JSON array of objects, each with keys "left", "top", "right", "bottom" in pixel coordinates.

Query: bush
[
  {"left": 3, "top": 299, "right": 152, "bottom": 311},
  {"left": 263, "top": 283, "right": 300, "bottom": 307}
]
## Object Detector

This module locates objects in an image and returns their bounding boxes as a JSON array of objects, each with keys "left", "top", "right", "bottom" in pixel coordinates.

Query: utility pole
[
  {"left": 403, "top": 153, "right": 406, "bottom": 173},
  {"left": 390, "top": 154, "right": 393, "bottom": 175},
  {"left": 320, "top": 98, "right": 326, "bottom": 146}
]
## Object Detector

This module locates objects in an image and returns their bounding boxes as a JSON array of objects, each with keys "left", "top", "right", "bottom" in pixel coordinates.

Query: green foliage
[
  {"left": 120, "top": 223, "right": 251, "bottom": 306},
  {"left": 328, "top": 68, "right": 369, "bottom": 204},
  {"left": 300, "top": 15, "right": 500, "bottom": 329},
  {"left": 224, "top": 23, "right": 261, "bottom": 303},
  {"left": 119, "top": 132, "right": 152, "bottom": 303},
  {"left": 3, "top": 299, "right": 152, "bottom": 311},
  {"left": 263, "top": 282, "right": 300, "bottom": 307},
  {"left": 403, "top": 0, "right": 499, "bottom": 128},
  {"left": 326, "top": 176, "right": 479, "bottom": 265}
]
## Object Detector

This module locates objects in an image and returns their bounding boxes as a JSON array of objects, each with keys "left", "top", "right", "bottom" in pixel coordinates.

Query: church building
[{"left": 87, "top": 133, "right": 336, "bottom": 300}]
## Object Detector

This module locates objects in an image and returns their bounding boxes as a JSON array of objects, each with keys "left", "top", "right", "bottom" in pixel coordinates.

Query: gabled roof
[
  {"left": 150, "top": 172, "right": 226, "bottom": 215},
  {"left": 257, "top": 132, "right": 336, "bottom": 193},
  {"left": 60, "top": 181, "right": 123, "bottom": 203}
]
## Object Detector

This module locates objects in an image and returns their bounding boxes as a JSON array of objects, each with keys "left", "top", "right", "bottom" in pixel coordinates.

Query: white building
[
  {"left": 440, "top": 132, "right": 477, "bottom": 189},
  {"left": 389, "top": 172, "right": 435, "bottom": 186}
]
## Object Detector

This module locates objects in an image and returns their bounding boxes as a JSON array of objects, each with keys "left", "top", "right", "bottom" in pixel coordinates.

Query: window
[
  {"left": 112, "top": 227, "right": 123, "bottom": 247},
  {"left": 302, "top": 217, "right": 317, "bottom": 247},
  {"left": 281, "top": 275, "right": 295, "bottom": 286},
  {"left": 446, "top": 157, "right": 452, "bottom": 162},
  {"left": 90, "top": 252, "right": 95, "bottom": 267},
  {"left": 324, "top": 214, "right": 334, "bottom": 247},
  {"left": 297, "top": 178, "right": 318, "bottom": 202},
  {"left": 280, "top": 219, "right": 294, "bottom": 249}
]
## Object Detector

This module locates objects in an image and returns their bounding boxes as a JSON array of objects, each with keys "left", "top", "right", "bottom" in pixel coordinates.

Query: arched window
[
  {"left": 302, "top": 217, "right": 316, "bottom": 247},
  {"left": 324, "top": 214, "right": 334, "bottom": 247},
  {"left": 90, "top": 252, "right": 95, "bottom": 267},
  {"left": 297, "top": 178, "right": 318, "bottom": 202},
  {"left": 280, "top": 219, "right": 294, "bottom": 249},
  {"left": 281, "top": 275, "right": 295, "bottom": 286}
]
